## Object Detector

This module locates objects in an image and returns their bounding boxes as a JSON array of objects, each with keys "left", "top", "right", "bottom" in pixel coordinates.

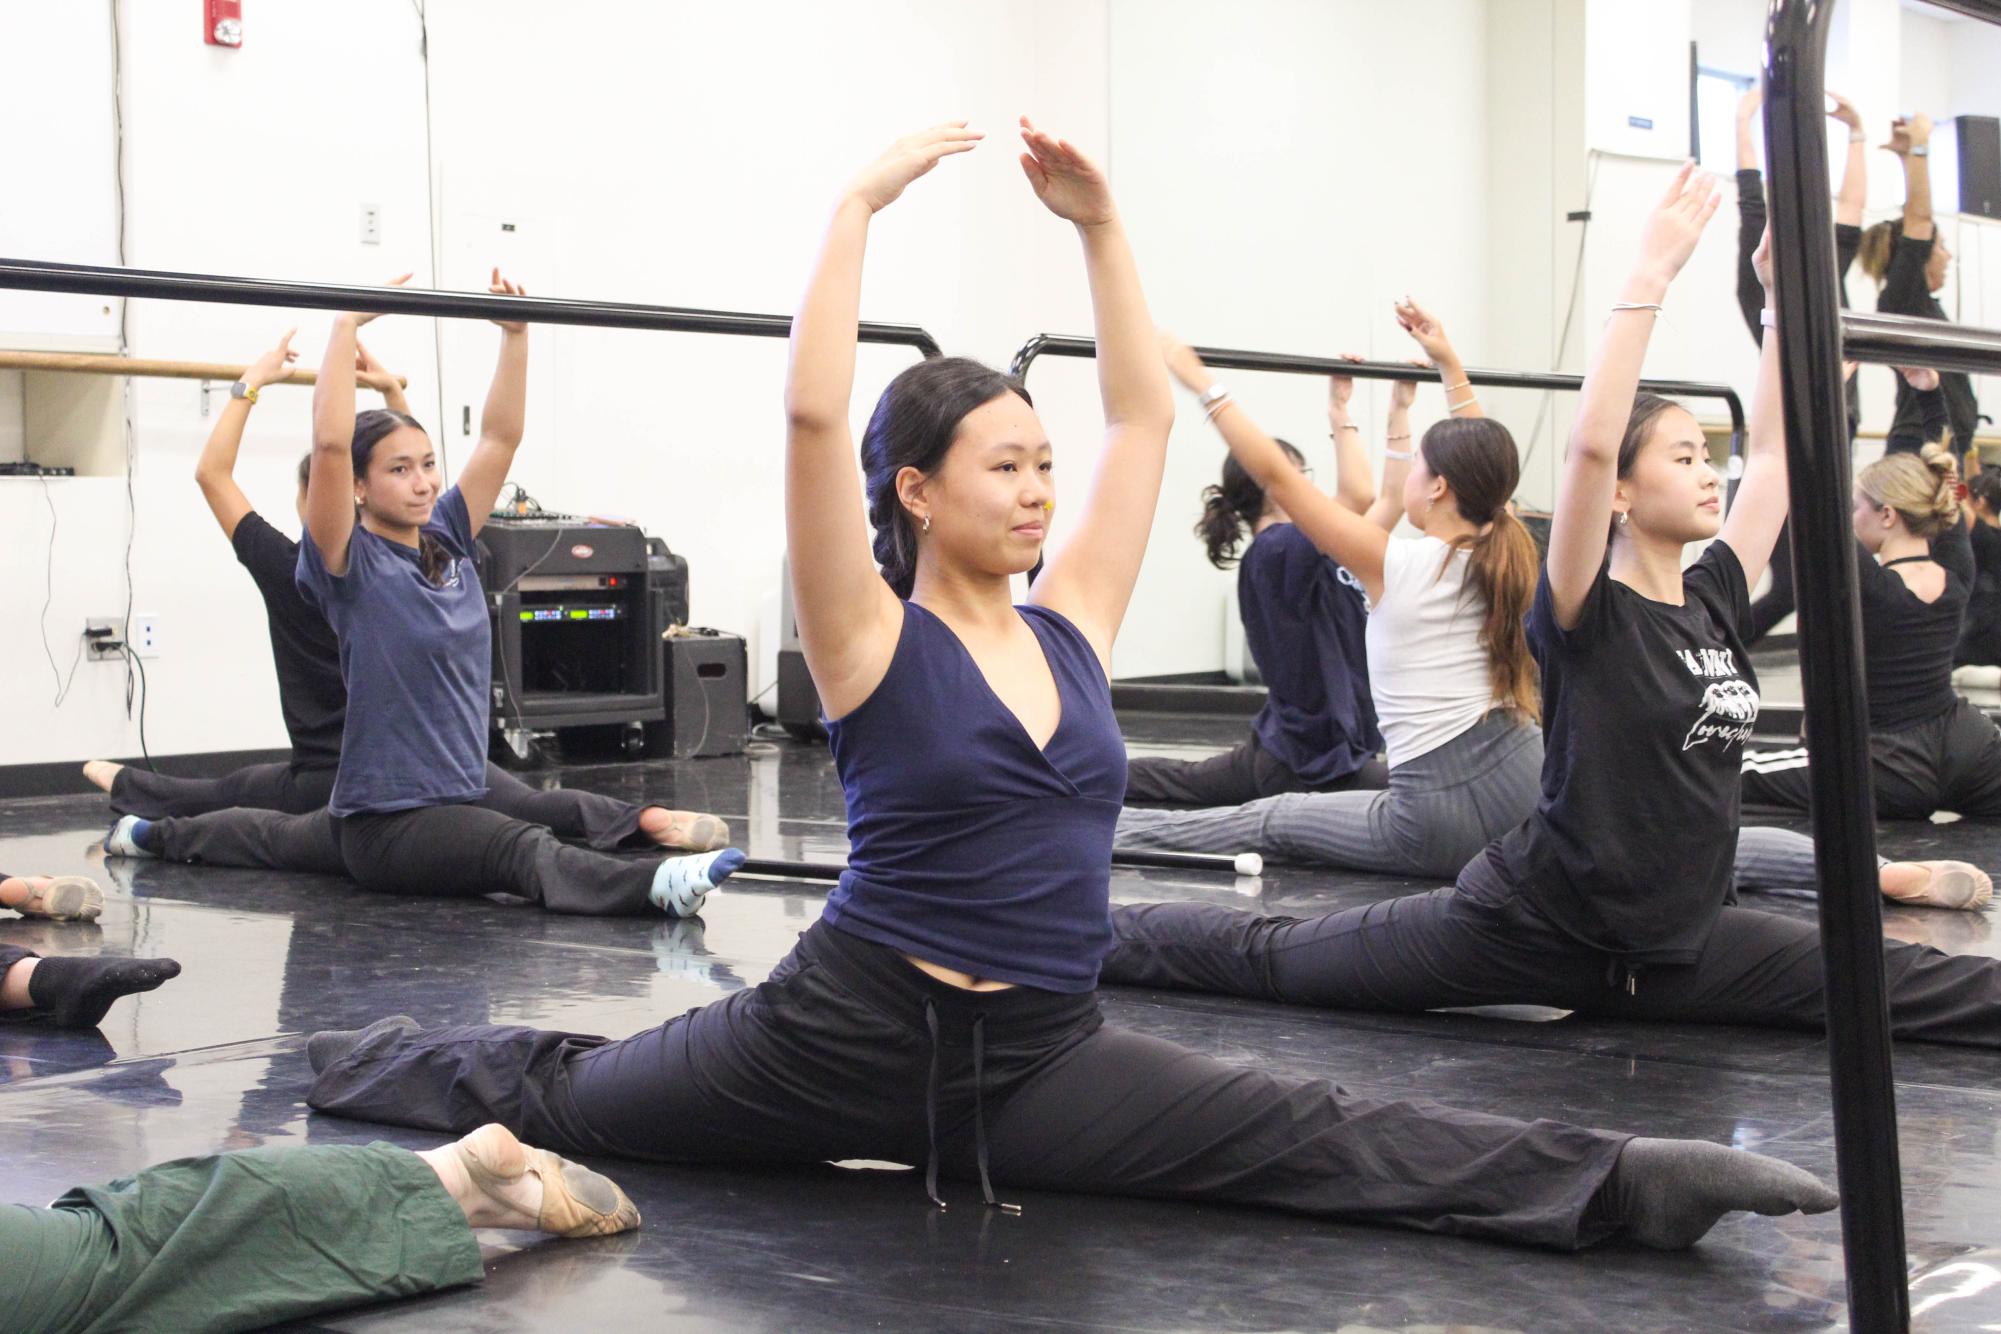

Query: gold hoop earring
[{"left": 921, "top": 514, "right": 931, "bottom": 533}]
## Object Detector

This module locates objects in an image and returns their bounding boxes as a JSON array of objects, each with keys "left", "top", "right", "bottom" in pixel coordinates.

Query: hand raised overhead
[
  {"left": 845, "top": 122, "right": 983, "bottom": 214},
  {"left": 1018, "top": 116, "right": 1115, "bottom": 227}
]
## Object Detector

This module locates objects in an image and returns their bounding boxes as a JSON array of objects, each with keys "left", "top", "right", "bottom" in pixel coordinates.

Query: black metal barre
[
  {"left": 1008, "top": 333, "right": 1749, "bottom": 455},
  {"left": 0, "top": 257, "right": 943, "bottom": 358},
  {"left": 1765, "top": 3, "right": 1909, "bottom": 1330},
  {"left": 1843, "top": 309, "right": 2001, "bottom": 377},
  {"left": 1907, "top": 0, "right": 2001, "bottom": 21}
]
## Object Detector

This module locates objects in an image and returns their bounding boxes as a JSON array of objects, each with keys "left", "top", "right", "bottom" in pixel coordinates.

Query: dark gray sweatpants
[
  {"left": 308, "top": 919, "right": 1635, "bottom": 1251},
  {"left": 110, "top": 761, "right": 335, "bottom": 819},
  {"left": 148, "top": 765, "right": 659, "bottom": 916}
]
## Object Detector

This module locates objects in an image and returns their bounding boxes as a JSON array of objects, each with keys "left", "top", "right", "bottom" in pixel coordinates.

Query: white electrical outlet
[
  {"left": 361, "top": 203, "right": 382, "bottom": 245},
  {"left": 134, "top": 615, "right": 161, "bottom": 659}
]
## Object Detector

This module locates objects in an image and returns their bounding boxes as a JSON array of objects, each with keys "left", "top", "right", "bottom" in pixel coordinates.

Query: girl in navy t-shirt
[
  {"left": 1122, "top": 415, "right": 1383, "bottom": 805},
  {"left": 289, "top": 270, "right": 742, "bottom": 919}
]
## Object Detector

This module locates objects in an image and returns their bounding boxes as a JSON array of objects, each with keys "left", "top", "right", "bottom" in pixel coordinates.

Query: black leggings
[
  {"left": 1741, "top": 697, "right": 2001, "bottom": 819},
  {"left": 150, "top": 766, "right": 659, "bottom": 916},
  {"left": 111, "top": 761, "right": 336, "bottom": 818},
  {"left": 1102, "top": 886, "right": 1999, "bottom": 1048},
  {"left": 1125, "top": 734, "right": 1389, "bottom": 806},
  {"left": 308, "top": 919, "right": 1633, "bottom": 1251}
]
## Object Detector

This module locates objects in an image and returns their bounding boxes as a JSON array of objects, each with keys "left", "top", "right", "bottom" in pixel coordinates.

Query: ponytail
[
  {"left": 1456, "top": 508, "right": 1542, "bottom": 725},
  {"left": 1418, "top": 417, "right": 1540, "bottom": 724},
  {"left": 1857, "top": 220, "right": 1898, "bottom": 286},
  {"left": 1194, "top": 439, "right": 1306, "bottom": 569}
]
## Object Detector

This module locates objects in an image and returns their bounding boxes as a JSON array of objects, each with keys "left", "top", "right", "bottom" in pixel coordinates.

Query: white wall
[
  {"left": 1, "top": 0, "right": 435, "bottom": 766},
  {"left": 1101, "top": 0, "right": 1494, "bottom": 675},
  {"left": 9, "top": 0, "right": 2001, "bottom": 771}
]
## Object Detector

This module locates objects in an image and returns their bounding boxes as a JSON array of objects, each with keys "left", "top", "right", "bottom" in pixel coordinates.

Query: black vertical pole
[{"left": 1761, "top": 3, "right": 1909, "bottom": 1330}]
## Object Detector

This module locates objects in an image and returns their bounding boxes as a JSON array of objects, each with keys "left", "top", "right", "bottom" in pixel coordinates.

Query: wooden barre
[{"left": 0, "top": 350, "right": 406, "bottom": 388}]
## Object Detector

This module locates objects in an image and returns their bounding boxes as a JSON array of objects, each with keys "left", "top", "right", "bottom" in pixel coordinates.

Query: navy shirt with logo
[
  {"left": 296, "top": 486, "right": 490, "bottom": 817},
  {"left": 1238, "top": 523, "right": 1380, "bottom": 785}
]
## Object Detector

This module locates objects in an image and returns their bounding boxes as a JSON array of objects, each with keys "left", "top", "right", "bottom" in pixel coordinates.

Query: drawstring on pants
[
  {"left": 971, "top": 1015, "right": 1021, "bottom": 1215},
  {"left": 923, "top": 1000, "right": 946, "bottom": 1210},
  {"left": 919, "top": 1000, "right": 1022, "bottom": 1216}
]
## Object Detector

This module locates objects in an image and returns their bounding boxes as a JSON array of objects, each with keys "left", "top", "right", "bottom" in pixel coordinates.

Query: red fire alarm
[{"left": 205, "top": 0, "right": 243, "bottom": 47}]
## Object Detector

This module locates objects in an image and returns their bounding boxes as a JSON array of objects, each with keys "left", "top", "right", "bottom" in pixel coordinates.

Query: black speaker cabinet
[
  {"left": 1958, "top": 115, "right": 2001, "bottom": 219},
  {"left": 649, "top": 631, "right": 747, "bottom": 759}
]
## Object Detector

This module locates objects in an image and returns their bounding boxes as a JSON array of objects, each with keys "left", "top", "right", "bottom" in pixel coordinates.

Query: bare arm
[
  {"left": 784, "top": 124, "right": 982, "bottom": 719},
  {"left": 1326, "top": 363, "right": 1373, "bottom": 513},
  {"left": 1889, "top": 114, "right": 1935, "bottom": 241},
  {"left": 1023, "top": 121, "right": 1176, "bottom": 665},
  {"left": 304, "top": 315, "right": 369, "bottom": 576},
  {"left": 1717, "top": 232, "right": 1789, "bottom": 587},
  {"left": 1829, "top": 92, "right": 1867, "bottom": 228},
  {"left": 1394, "top": 298, "right": 1484, "bottom": 420},
  {"left": 453, "top": 269, "right": 529, "bottom": 538},
  {"left": 1547, "top": 163, "right": 1720, "bottom": 628},
  {"left": 1367, "top": 369, "right": 1419, "bottom": 532},
  {"left": 1737, "top": 86, "right": 1763, "bottom": 172},
  {"left": 355, "top": 339, "right": 412, "bottom": 416},
  {"left": 194, "top": 328, "right": 297, "bottom": 541},
  {"left": 1165, "top": 339, "right": 1388, "bottom": 595}
]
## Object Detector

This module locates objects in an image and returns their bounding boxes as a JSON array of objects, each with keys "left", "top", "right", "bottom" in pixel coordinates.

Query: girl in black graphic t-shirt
[{"left": 1103, "top": 168, "right": 2001, "bottom": 1048}]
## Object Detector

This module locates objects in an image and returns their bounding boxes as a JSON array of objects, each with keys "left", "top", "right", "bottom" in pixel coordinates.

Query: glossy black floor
[{"left": 4, "top": 714, "right": 1998, "bottom": 1332}]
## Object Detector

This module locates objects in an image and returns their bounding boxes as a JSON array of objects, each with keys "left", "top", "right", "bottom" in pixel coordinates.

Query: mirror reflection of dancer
[
  {"left": 1121, "top": 355, "right": 1398, "bottom": 806},
  {"left": 105, "top": 276, "right": 743, "bottom": 918},
  {"left": 1742, "top": 386, "right": 2001, "bottom": 850},
  {"left": 304, "top": 124, "right": 1834, "bottom": 1254},
  {"left": 1105, "top": 174, "right": 2001, "bottom": 1046},
  {"left": 88, "top": 316, "right": 730, "bottom": 866}
]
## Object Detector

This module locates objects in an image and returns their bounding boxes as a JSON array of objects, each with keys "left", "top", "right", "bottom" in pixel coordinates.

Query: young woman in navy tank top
[
  {"left": 1105, "top": 173, "right": 2001, "bottom": 1046},
  {"left": 304, "top": 127, "right": 1834, "bottom": 1251}
]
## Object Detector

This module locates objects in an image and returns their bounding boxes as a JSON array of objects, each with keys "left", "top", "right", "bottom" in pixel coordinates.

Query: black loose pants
[
  {"left": 110, "top": 761, "right": 336, "bottom": 818},
  {"left": 309, "top": 920, "right": 1632, "bottom": 1251},
  {"left": 1103, "top": 886, "right": 2000, "bottom": 1047}
]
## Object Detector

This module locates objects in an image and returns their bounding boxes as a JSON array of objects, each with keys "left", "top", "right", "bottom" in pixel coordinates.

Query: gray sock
[
  {"left": 306, "top": 1014, "right": 420, "bottom": 1074},
  {"left": 1599, "top": 1137, "right": 1840, "bottom": 1249}
]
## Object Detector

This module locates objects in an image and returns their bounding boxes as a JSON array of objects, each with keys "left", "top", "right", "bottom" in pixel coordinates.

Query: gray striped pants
[{"left": 1116, "top": 712, "right": 1854, "bottom": 892}]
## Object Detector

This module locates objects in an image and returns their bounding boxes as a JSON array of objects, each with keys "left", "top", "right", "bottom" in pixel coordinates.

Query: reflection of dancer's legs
[
  {"left": 1125, "top": 735, "right": 1387, "bottom": 806},
  {"left": 329, "top": 804, "right": 737, "bottom": 917},
  {"left": 1104, "top": 885, "right": 2001, "bottom": 1047},
  {"left": 0, "top": 1126, "right": 634, "bottom": 1332},
  {"left": 1116, "top": 715, "right": 1540, "bottom": 878},
  {"left": 98, "top": 760, "right": 336, "bottom": 818},
  {"left": 142, "top": 809, "right": 345, "bottom": 875},
  {"left": 118, "top": 800, "right": 737, "bottom": 912},
  {"left": 1734, "top": 825, "right": 1991, "bottom": 910}
]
